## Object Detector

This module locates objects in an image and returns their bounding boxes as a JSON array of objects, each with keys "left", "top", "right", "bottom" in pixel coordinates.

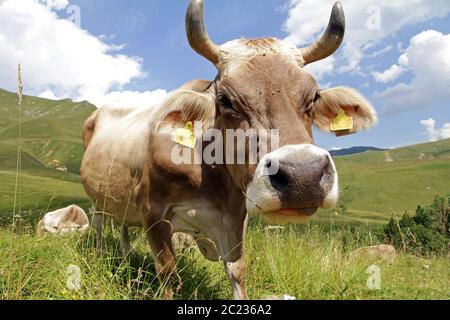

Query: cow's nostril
[
  {"left": 269, "top": 168, "right": 289, "bottom": 191},
  {"left": 320, "top": 157, "right": 329, "bottom": 177},
  {"left": 320, "top": 156, "right": 332, "bottom": 179},
  {"left": 320, "top": 157, "right": 334, "bottom": 190}
]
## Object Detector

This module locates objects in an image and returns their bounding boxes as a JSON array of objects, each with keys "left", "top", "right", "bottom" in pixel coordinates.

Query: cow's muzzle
[{"left": 246, "top": 144, "right": 338, "bottom": 224}]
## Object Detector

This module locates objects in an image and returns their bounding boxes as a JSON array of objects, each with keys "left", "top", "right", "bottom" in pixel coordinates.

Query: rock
[
  {"left": 56, "top": 165, "right": 68, "bottom": 172},
  {"left": 384, "top": 152, "right": 394, "bottom": 163}
]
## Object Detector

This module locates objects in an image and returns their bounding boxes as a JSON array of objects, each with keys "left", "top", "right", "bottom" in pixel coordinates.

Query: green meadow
[
  {"left": 0, "top": 88, "right": 449, "bottom": 300},
  {"left": 320, "top": 138, "right": 450, "bottom": 225}
]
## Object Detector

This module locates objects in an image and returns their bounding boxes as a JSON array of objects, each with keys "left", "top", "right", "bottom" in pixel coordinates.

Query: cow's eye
[
  {"left": 305, "top": 90, "right": 321, "bottom": 117},
  {"left": 218, "top": 94, "right": 236, "bottom": 112},
  {"left": 314, "top": 90, "right": 321, "bottom": 103},
  {"left": 305, "top": 102, "right": 314, "bottom": 117}
]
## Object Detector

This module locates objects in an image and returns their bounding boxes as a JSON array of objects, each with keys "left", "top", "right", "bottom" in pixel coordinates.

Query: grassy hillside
[
  {"left": 0, "top": 88, "right": 95, "bottom": 173},
  {"left": 0, "top": 89, "right": 95, "bottom": 221},
  {"left": 318, "top": 139, "right": 450, "bottom": 225}
]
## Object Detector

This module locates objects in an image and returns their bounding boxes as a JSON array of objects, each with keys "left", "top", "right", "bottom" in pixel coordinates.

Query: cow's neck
[
  {"left": 195, "top": 162, "right": 247, "bottom": 261},
  {"left": 200, "top": 162, "right": 247, "bottom": 219}
]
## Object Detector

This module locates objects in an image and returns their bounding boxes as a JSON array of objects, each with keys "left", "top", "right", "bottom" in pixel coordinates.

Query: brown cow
[{"left": 81, "top": 0, "right": 377, "bottom": 299}]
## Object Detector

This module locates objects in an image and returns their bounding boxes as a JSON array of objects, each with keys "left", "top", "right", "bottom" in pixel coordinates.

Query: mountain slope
[
  {"left": 0, "top": 89, "right": 95, "bottom": 174},
  {"left": 330, "top": 146, "right": 385, "bottom": 157},
  {"left": 0, "top": 89, "right": 95, "bottom": 219}
]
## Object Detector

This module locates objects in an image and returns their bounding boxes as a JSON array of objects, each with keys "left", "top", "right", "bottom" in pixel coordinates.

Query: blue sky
[
  {"left": 0, "top": 0, "right": 449, "bottom": 150},
  {"left": 66, "top": 0, "right": 290, "bottom": 90}
]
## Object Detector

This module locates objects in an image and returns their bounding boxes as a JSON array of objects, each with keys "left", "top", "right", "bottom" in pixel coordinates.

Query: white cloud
[
  {"left": 87, "top": 89, "right": 168, "bottom": 109},
  {"left": 375, "top": 30, "right": 450, "bottom": 114},
  {"left": 304, "top": 56, "right": 335, "bottom": 81},
  {"left": 421, "top": 118, "right": 438, "bottom": 141},
  {"left": 37, "top": 87, "right": 168, "bottom": 109},
  {"left": 38, "top": 0, "right": 69, "bottom": 10},
  {"left": 420, "top": 118, "right": 450, "bottom": 142},
  {"left": 0, "top": 0, "right": 165, "bottom": 108},
  {"left": 368, "top": 44, "right": 393, "bottom": 58},
  {"left": 283, "top": 0, "right": 450, "bottom": 78},
  {"left": 372, "top": 64, "right": 405, "bottom": 83},
  {"left": 441, "top": 125, "right": 450, "bottom": 140},
  {"left": 38, "top": 89, "right": 61, "bottom": 100}
]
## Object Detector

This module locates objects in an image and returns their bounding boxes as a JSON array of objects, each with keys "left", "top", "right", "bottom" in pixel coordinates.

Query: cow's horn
[
  {"left": 186, "top": 0, "right": 220, "bottom": 66},
  {"left": 300, "top": 2, "right": 345, "bottom": 65}
]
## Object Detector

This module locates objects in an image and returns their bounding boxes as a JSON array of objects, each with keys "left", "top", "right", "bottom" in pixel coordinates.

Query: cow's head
[{"left": 184, "top": 0, "right": 377, "bottom": 223}]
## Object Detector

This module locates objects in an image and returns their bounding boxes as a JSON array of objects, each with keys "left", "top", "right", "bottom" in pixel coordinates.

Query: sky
[{"left": 0, "top": 0, "right": 449, "bottom": 150}]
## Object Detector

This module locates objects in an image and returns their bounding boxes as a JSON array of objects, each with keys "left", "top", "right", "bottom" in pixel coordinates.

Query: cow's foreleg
[
  {"left": 120, "top": 225, "right": 132, "bottom": 256},
  {"left": 224, "top": 256, "right": 248, "bottom": 300},
  {"left": 94, "top": 213, "right": 105, "bottom": 254},
  {"left": 145, "top": 218, "right": 181, "bottom": 299}
]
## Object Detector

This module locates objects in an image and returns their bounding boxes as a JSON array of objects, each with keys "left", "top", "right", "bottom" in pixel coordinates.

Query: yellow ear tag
[
  {"left": 174, "top": 121, "right": 197, "bottom": 149},
  {"left": 330, "top": 110, "right": 354, "bottom": 132}
]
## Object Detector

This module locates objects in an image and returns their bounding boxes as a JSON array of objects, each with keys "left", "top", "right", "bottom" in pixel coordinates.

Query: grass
[{"left": 1, "top": 224, "right": 449, "bottom": 300}]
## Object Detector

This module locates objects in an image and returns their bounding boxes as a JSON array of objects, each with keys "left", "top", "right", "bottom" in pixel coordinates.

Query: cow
[
  {"left": 80, "top": 0, "right": 377, "bottom": 299},
  {"left": 36, "top": 205, "right": 89, "bottom": 237},
  {"left": 351, "top": 245, "right": 397, "bottom": 264}
]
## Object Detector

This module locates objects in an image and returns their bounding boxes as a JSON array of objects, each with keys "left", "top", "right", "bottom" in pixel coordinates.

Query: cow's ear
[
  {"left": 82, "top": 110, "right": 98, "bottom": 150},
  {"left": 313, "top": 87, "right": 377, "bottom": 133},
  {"left": 158, "top": 90, "right": 215, "bottom": 131}
]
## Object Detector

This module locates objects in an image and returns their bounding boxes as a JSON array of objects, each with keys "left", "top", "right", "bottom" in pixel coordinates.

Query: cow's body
[
  {"left": 81, "top": 105, "right": 157, "bottom": 228},
  {"left": 81, "top": 1, "right": 377, "bottom": 299}
]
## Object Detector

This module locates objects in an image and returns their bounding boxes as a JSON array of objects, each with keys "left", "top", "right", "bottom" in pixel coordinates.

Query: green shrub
[{"left": 384, "top": 195, "right": 450, "bottom": 255}]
